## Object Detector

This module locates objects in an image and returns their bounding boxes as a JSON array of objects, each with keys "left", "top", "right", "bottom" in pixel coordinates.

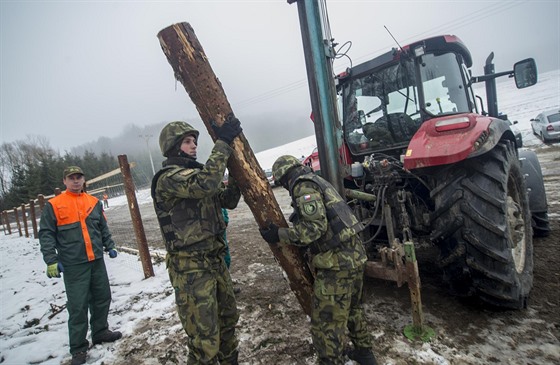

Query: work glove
[
  {"left": 259, "top": 223, "right": 280, "bottom": 244},
  {"left": 46, "top": 263, "right": 62, "bottom": 278},
  {"left": 289, "top": 211, "right": 300, "bottom": 224},
  {"left": 108, "top": 249, "right": 118, "bottom": 258},
  {"left": 212, "top": 113, "right": 242, "bottom": 145}
]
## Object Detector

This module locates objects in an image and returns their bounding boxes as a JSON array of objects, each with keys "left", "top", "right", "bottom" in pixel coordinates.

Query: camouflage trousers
[
  {"left": 311, "top": 266, "right": 372, "bottom": 365},
  {"left": 168, "top": 254, "right": 239, "bottom": 365}
]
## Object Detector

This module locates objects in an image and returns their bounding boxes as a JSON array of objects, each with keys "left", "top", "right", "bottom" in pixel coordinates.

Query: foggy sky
[{"left": 1, "top": 1, "right": 559, "bottom": 153}]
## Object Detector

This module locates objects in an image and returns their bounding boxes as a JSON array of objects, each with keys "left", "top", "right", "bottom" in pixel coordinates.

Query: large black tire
[
  {"left": 518, "top": 149, "right": 550, "bottom": 238},
  {"left": 532, "top": 211, "right": 551, "bottom": 237},
  {"left": 431, "top": 140, "right": 533, "bottom": 309}
]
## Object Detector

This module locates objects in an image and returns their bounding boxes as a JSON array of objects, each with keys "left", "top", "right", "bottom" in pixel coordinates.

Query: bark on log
[{"left": 157, "top": 22, "right": 314, "bottom": 315}]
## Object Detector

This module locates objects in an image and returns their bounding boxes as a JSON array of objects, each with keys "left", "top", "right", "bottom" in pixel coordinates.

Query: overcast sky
[{"left": 1, "top": 0, "right": 559, "bottom": 152}]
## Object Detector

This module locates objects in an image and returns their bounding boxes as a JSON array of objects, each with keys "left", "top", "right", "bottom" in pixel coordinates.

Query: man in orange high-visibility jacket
[{"left": 39, "top": 166, "right": 122, "bottom": 365}]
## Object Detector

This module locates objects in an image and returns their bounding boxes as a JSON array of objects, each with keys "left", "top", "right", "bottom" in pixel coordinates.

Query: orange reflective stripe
[
  {"left": 81, "top": 194, "right": 98, "bottom": 261},
  {"left": 81, "top": 215, "right": 95, "bottom": 261}
]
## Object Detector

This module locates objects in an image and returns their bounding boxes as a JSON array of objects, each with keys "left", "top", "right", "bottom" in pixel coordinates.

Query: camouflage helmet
[
  {"left": 272, "top": 155, "right": 302, "bottom": 183},
  {"left": 159, "top": 121, "right": 200, "bottom": 157}
]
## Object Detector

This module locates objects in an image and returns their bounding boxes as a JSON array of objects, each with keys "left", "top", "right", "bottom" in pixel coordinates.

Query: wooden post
[
  {"left": 29, "top": 199, "right": 38, "bottom": 238},
  {"left": 38, "top": 194, "right": 46, "bottom": 210},
  {"left": 2, "top": 211, "right": 11, "bottom": 235},
  {"left": 4, "top": 211, "right": 11, "bottom": 235},
  {"left": 118, "top": 154, "right": 155, "bottom": 279},
  {"left": 13, "top": 207, "right": 22, "bottom": 237},
  {"left": 21, "top": 203, "right": 29, "bottom": 238},
  {"left": 158, "top": 22, "right": 314, "bottom": 315}
]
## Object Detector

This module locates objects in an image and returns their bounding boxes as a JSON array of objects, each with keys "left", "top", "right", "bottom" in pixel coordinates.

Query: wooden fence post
[
  {"left": 29, "top": 199, "right": 38, "bottom": 238},
  {"left": 38, "top": 194, "right": 46, "bottom": 210},
  {"left": 6, "top": 211, "right": 11, "bottom": 235},
  {"left": 158, "top": 22, "right": 314, "bottom": 315},
  {"left": 21, "top": 203, "right": 29, "bottom": 238},
  {"left": 118, "top": 154, "right": 155, "bottom": 279},
  {"left": 13, "top": 207, "right": 22, "bottom": 237},
  {"left": 2, "top": 210, "right": 11, "bottom": 235}
]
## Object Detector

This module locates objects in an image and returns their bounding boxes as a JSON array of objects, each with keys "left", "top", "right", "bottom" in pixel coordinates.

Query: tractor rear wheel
[
  {"left": 532, "top": 211, "right": 551, "bottom": 237},
  {"left": 431, "top": 140, "right": 533, "bottom": 309}
]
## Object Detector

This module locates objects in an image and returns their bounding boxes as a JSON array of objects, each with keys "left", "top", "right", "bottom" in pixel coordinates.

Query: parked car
[
  {"left": 508, "top": 120, "right": 523, "bottom": 148},
  {"left": 264, "top": 169, "right": 275, "bottom": 185},
  {"left": 531, "top": 109, "right": 560, "bottom": 143}
]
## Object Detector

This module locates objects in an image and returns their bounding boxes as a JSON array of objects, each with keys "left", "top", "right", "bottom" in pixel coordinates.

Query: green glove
[{"left": 46, "top": 263, "right": 61, "bottom": 278}]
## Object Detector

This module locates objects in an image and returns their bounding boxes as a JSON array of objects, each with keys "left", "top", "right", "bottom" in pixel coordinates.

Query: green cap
[{"left": 63, "top": 166, "right": 84, "bottom": 179}]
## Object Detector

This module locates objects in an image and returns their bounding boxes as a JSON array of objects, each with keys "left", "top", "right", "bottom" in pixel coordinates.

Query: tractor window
[
  {"left": 342, "top": 59, "right": 422, "bottom": 155},
  {"left": 419, "top": 53, "right": 470, "bottom": 115}
]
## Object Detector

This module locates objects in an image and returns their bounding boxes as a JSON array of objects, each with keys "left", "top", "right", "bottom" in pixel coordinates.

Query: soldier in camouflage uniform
[
  {"left": 260, "top": 155, "right": 377, "bottom": 365},
  {"left": 151, "top": 115, "right": 243, "bottom": 365}
]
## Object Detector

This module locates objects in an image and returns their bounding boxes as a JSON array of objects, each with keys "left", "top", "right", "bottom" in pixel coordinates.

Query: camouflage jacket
[
  {"left": 278, "top": 173, "right": 367, "bottom": 271},
  {"left": 151, "top": 140, "right": 241, "bottom": 257}
]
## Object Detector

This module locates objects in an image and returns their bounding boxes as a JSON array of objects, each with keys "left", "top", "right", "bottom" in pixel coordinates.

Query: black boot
[
  {"left": 70, "top": 351, "right": 87, "bottom": 365},
  {"left": 92, "top": 329, "right": 122, "bottom": 345},
  {"left": 220, "top": 350, "right": 239, "bottom": 365},
  {"left": 348, "top": 347, "right": 377, "bottom": 365}
]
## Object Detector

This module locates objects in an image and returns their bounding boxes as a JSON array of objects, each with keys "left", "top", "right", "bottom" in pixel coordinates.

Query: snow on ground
[
  {"left": 0, "top": 69, "right": 558, "bottom": 365},
  {"left": 0, "top": 234, "right": 172, "bottom": 365}
]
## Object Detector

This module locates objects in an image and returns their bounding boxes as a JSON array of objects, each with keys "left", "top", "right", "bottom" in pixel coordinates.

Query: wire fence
[{"left": 1, "top": 155, "right": 162, "bottom": 278}]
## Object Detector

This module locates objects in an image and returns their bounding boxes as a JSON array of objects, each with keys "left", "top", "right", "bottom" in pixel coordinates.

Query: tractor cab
[{"left": 336, "top": 35, "right": 536, "bottom": 163}]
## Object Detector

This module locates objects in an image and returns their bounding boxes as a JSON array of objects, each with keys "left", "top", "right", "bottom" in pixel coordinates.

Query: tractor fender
[
  {"left": 518, "top": 149, "right": 548, "bottom": 213},
  {"left": 468, "top": 118, "right": 517, "bottom": 159},
  {"left": 404, "top": 114, "right": 516, "bottom": 169}
]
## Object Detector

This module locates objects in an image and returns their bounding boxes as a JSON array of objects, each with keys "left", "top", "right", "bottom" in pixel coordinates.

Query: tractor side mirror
[{"left": 513, "top": 58, "right": 538, "bottom": 89}]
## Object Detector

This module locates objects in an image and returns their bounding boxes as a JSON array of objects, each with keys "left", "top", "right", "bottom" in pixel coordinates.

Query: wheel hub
[{"left": 507, "top": 196, "right": 526, "bottom": 273}]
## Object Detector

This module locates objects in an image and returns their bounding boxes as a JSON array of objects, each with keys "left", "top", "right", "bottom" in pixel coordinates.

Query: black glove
[
  {"left": 289, "top": 211, "right": 300, "bottom": 223},
  {"left": 259, "top": 223, "right": 280, "bottom": 244},
  {"left": 212, "top": 113, "right": 242, "bottom": 145}
]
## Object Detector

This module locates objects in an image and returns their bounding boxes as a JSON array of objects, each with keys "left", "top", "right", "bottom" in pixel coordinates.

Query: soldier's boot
[
  {"left": 347, "top": 347, "right": 377, "bottom": 365},
  {"left": 70, "top": 351, "right": 87, "bottom": 365},
  {"left": 220, "top": 350, "right": 239, "bottom": 365},
  {"left": 92, "top": 329, "right": 122, "bottom": 345}
]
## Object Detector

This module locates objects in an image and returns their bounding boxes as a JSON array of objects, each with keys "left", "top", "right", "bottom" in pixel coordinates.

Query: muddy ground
[{"left": 106, "top": 145, "right": 559, "bottom": 365}]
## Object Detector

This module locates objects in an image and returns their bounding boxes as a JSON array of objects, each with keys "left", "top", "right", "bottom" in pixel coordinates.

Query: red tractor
[{"left": 304, "top": 34, "right": 548, "bottom": 309}]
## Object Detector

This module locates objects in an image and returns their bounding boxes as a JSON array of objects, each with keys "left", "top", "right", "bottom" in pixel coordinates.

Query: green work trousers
[
  {"left": 63, "top": 258, "right": 112, "bottom": 354},
  {"left": 168, "top": 255, "right": 239, "bottom": 365},
  {"left": 311, "top": 266, "right": 373, "bottom": 365}
]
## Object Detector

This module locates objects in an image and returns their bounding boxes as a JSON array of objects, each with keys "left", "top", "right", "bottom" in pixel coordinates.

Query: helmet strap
[{"left": 163, "top": 156, "right": 204, "bottom": 169}]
